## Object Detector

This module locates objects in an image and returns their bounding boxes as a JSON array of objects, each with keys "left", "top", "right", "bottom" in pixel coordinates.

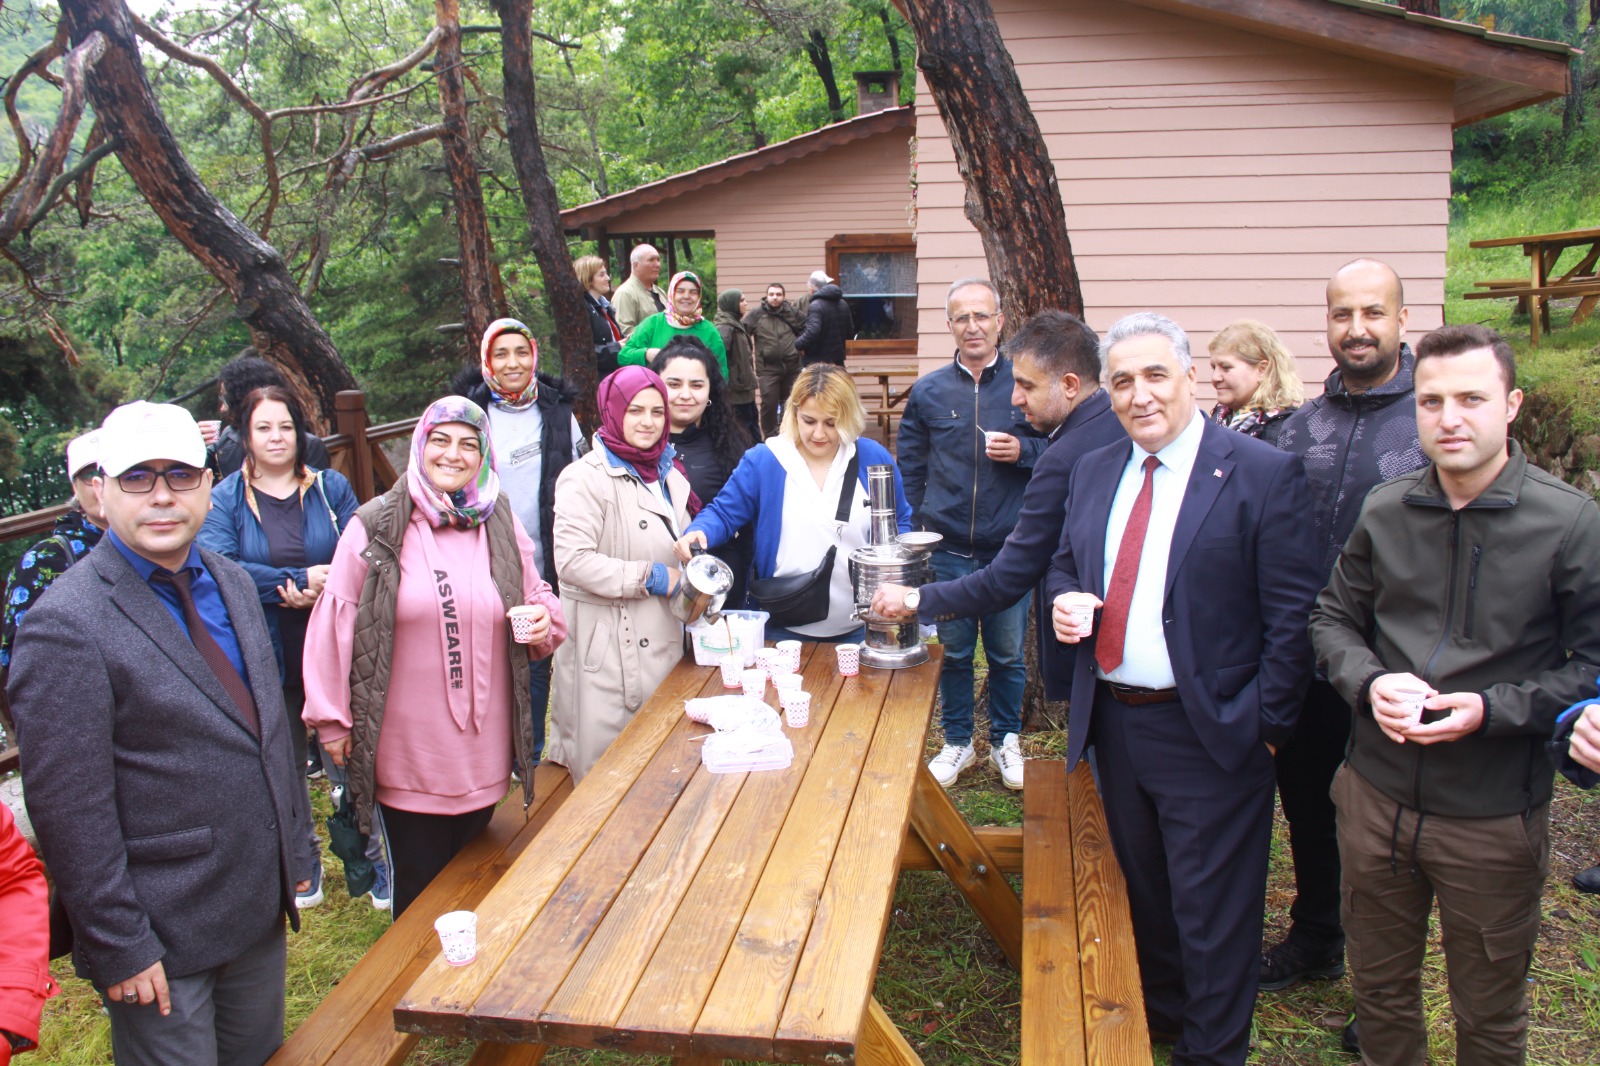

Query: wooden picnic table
[
  {"left": 1467, "top": 226, "right": 1600, "bottom": 346},
  {"left": 394, "top": 643, "right": 1046, "bottom": 1064}
]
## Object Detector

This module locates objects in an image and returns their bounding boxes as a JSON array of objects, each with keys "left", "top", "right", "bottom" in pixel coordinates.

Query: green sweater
[{"left": 617, "top": 314, "right": 728, "bottom": 377}]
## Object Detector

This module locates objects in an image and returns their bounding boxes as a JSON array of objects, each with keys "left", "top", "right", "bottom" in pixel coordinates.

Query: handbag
[{"left": 749, "top": 452, "right": 860, "bottom": 628}]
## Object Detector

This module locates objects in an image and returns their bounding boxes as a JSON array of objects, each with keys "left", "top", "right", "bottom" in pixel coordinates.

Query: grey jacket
[{"left": 8, "top": 541, "right": 312, "bottom": 986}]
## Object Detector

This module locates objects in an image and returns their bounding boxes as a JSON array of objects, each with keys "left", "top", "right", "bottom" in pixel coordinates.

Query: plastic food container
[{"left": 688, "top": 609, "right": 770, "bottom": 667}]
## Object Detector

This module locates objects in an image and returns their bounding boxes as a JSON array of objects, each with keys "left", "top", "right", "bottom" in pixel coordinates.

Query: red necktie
[
  {"left": 152, "top": 569, "right": 261, "bottom": 737},
  {"left": 1097, "top": 456, "right": 1160, "bottom": 675}
]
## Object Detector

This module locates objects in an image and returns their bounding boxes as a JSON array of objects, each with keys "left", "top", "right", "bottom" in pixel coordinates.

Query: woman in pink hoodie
[{"left": 304, "top": 397, "right": 565, "bottom": 917}]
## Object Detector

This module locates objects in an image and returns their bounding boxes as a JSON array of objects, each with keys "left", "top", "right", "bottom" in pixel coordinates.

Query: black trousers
[
  {"left": 1091, "top": 684, "right": 1276, "bottom": 1066},
  {"left": 378, "top": 802, "right": 496, "bottom": 918},
  {"left": 1272, "top": 678, "right": 1352, "bottom": 954}
]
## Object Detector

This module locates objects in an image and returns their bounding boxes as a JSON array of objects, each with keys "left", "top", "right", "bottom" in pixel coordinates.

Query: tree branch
[
  {"left": 20, "top": 136, "right": 118, "bottom": 238},
  {"left": 0, "top": 22, "right": 70, "bottom": 207},
  {"left": 0, "top": 31, "right": 108, "bottom": 247}
]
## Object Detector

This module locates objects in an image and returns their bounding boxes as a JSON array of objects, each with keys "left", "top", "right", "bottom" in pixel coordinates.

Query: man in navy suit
[
  {"left": 1045, "top": 313, "right": 1320, "bottom": 1065},
  {"left": 871, "top": 309, "right": 1126, "bottom": 702}
]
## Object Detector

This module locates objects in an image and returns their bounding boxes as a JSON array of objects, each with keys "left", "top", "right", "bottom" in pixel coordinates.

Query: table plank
[
  {"left": 615, "top": 647, "right": 849, "bottom": 1058},
  {"left": 690, "top": 665, "right": 896, "bottom": 1061},
  {"left": 1068, "top": 763, "right": 1150, "bottom": 1064},
  {"left": 1470, "top": 226, "right": 1600, "bottom": 248},
  {"left": 1021, "top": 759, "right": 1085, "bottom": 1066},
  {"left": 466, "top": 715, "right": 716, "bottom": 1042},
  {"left": 396, "top": 664, "right": 718, "bottom": 1036},
  {"left": 773, "top": 658, "right": 937, "bottom": 1062}
]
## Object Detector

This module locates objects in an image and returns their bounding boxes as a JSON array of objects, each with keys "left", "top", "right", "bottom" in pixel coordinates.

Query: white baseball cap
[
  {"left": 809, "top": 269, "right": 834, "bottom": 287},
  {"left": 97, "top": 402, "right": 207, "bottom": 477},
  {"left": 65, "top": 430, "right": 99, "bottom": 480}
]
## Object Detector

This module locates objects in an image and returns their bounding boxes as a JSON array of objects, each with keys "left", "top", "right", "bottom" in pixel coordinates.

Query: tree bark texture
[
  {"left": 55, "top": 0, "right": 357, "bottom": 427},
  {"left": 435, "top": 0, "right": 505, "bottom": 349},
  {"left": 901, "top": 0, "right": 1084, "bottom": 320},
  {"left": 493, "top": 0, "right": 600, "bottom": 430},
  {"left": 0, "top": 31, "right": 105, "bottom": 247}
]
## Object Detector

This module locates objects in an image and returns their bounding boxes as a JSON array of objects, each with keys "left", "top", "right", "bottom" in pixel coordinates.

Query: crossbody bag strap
[{"left": 835, "top": 451, "right": 861, "bottom": 525}]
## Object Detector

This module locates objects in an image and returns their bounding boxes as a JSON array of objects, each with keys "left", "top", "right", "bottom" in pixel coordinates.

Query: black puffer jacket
[
  {"left": 585, "top": 293, "right": 623, "bottom": 380},
  {"left": 794, "top": 285, "right": 854, "bottom": 366},
  {"left": 1275, "top": 343, "right": 1428, "bottom": 581},
  {"left": 449, "top": 366, "right": 581, "bottom": 585}
]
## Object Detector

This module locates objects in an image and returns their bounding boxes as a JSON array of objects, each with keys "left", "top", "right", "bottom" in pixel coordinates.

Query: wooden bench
[
  {"left": 846, "top": 353, "right": 922, "bottom": 447},
  {"left": 1021, "top": 759, "right": 1149, "bottom": 1064},
  {"left": 268, "top": 762, "right": 573, "bottom": 1066}
]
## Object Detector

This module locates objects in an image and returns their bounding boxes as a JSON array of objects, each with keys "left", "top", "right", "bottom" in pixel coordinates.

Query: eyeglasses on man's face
[
  {"left": 111, "top": 466, "right": 206, "bottom": 494},
  {"left": 950, "top": 312, "right": 998, "bottom": 329}
]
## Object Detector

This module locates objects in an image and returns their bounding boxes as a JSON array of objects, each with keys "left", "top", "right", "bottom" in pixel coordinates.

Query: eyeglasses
[
  {"left": 114, "top": 466, "right": 206, "bottom": 494},
  {"left": 950, "top": 312, "right": 998, "bottom": 328}
]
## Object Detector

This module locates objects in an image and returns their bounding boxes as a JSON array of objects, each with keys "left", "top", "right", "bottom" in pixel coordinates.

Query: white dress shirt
[{"left": 1097, "top": 409, "right": 1206, "bottom": 689}]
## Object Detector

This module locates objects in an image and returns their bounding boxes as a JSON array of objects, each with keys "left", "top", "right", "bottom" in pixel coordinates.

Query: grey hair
[
  {"left": 1099, "top": 312, "right": 1192, "bottom": 374},
  {"left": 630, "top": 243, "right": 659, "bottom": 266},
  {"left": 946, "top": 276, "right": 1000, "bottom": 309}
]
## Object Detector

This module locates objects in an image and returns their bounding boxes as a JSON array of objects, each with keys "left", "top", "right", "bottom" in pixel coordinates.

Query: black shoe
[
  {"left": 1259, "top": 938, "right": 1346, "bottom": 991},
  {"left": 1341, "top": 1017, "right": 1360, "bottom": 1055},
  {"left": 1575, "top": 865, "right": 1600, "bottom": 893}
]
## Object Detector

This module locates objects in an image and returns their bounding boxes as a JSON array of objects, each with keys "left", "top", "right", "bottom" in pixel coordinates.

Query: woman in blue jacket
[
  {"left": 198, "top": 385, "right": 361, "bottom": 908},
  {"left": 676, "top": 363, "right": 910, "bottom": 643}
]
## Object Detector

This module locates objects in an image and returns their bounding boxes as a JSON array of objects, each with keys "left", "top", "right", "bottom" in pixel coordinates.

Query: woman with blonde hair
[
  {"left": 1207, "top": 319, "right": 1306, "bottom": 445},
  {"left": 575, "top": 254, "right": 624, "bottom": 378},
  {"left": 676, "top": 363, "right": 910, "bottom": 643}
]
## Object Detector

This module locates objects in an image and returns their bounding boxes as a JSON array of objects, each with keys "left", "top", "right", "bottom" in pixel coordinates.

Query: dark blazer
[
  {"left": 1044, "top": 417, "right": 1320, "bottom": 772},
  {"left": 7, "top": 541, "right": 312, "bottom": 987},
  {"left": 919, "top": 388, "right": 1127, "bottom": 699}
]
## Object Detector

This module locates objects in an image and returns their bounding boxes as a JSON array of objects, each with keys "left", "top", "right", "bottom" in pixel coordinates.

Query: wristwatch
[{"left": 903, "top": 588, "right": 921, "bottom": 612}]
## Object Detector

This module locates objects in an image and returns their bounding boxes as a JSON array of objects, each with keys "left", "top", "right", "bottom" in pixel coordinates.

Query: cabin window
[{"left": 826, "top": 233, "right": 917, "bottom": 355}]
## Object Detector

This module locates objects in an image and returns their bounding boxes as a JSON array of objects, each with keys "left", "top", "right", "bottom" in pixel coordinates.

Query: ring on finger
[{"left": 122, "top": 991, "right": 139, "bottom": 1003}]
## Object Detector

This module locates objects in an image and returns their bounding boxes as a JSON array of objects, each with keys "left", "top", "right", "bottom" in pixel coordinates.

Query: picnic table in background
[
  {"left": 393, "top": 643, "right": 1151, "bottom": 1064},
  {"left": 1467, "top": 226, "right": 1600, "bottom": 346}
]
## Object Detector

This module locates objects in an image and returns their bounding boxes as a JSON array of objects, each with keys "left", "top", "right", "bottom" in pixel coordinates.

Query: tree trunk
[
  {"left": 1564, "top": 0, "right": 1586, "bottom": 134},
  {"left": 803, "top": 29, "right": 846, "bottom": 122},
  {"left": 902, "top": 0, "right": 1084, "bottom": 731},
  {"left": 900, "top": 0, "right": 1084, "bottom": 320},
  {"left": 435, "top": 0, "right": 505, "bottom": 349},
  {"left": 879, "top": 6, "right": 904, "bottom": 83},
  {"left": 55, "top": 0, "right": 358, "bottom": 427},
  {"left": 493, "top": 0, "right": 600, "bottom": 430}
]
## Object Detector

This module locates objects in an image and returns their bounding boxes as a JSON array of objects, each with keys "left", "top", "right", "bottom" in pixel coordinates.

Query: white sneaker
[
  {"left": 989, "top": 733, "right": 1024, "bottom": 790},
  {"left": 928, "top": 743, "right": 976, "bottom": 787}
]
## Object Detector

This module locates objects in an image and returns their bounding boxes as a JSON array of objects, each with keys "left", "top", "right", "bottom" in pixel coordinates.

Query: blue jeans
[
  {"left": 931, "top": 549, "right": 1029, "bottom": 747},
  {"left": 528, "top": 654, "right": 550, "bottom": 764}
]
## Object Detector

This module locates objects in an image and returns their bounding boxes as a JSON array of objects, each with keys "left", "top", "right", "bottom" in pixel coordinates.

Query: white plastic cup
[
  {"left": 754, "top": 647, "right": 782, "bottom": 678},
  {"left": 434, "top": 910, "right": 478, "bottom": 966},
  {"left": 1394, "top": 687, "right": 1429, "bottom": 727},
  {"left": 719, "top": 655, "right": 743, "bottom": 689},
  {"left": 1054, "top": 592, "right": 1097, "bottom": 636},
  {"left": 784, "top": 691, "right": 812, "bottom": 729},
  {"left": 773, "top": 672, "right": 804, "bottom": 694},
  {"left": 836, "top": 643, "right": 860, "bottom": 677},
  {"left": 741, "top": 668, "right": 768, "bottom": 699},
  {"left": 507, "top": 605, "right": 542, "bottom": 644},
  {"left": 779, "top": 685, "right": 808, "bottom": 710},
  {"left": 777, "top": 640, "right": 802, "bottom": 674}
]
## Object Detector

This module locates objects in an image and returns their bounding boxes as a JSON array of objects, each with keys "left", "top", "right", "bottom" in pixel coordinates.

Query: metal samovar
[{"left": 848, "top": 464, "right": 940, "bottom": 669}]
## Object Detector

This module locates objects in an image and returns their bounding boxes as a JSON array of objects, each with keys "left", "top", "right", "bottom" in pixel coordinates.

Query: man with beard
[
  {"left": 1264, "top": 260, "right": 1429, "bottom": 1006},
  {"left": 744, "top": 283, "right": 806, "bottom": 437}
]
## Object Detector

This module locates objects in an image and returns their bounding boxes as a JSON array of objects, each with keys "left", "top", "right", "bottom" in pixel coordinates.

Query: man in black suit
[
  {"left": 9, "top": 401, "right": 313, "bottom": 1066},
  {"left": 1045, "top": 313, "right": 1321, "bottom": 1065},
  {"left": 870, "top": 309, "right": 1125, "bottom": 701}
]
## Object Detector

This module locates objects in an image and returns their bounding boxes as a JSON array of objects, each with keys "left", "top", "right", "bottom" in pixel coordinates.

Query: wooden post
[{"left": 335, "top": 390, "right": 376, "bottom": 502}]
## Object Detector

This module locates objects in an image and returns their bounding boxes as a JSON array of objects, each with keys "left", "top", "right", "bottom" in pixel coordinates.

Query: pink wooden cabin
[{"left": 562, "top": 0, "right": 1569, "bottom": 392}]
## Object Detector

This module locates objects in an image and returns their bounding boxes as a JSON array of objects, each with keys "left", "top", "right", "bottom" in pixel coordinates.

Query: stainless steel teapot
[{"left": 669, "top": 547, "right": 734, "bottom": 627}]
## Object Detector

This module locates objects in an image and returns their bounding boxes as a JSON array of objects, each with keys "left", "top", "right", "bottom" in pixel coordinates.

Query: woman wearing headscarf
[
  {"left": 617, "top": 270, "right": 729, "bottom": 377},
  {"left": 450, "top": 319, "right": 583, "bottom": 767},
  {"left": 302, "top": 397, "right": 566, "bottom": 917},
  {"left": 548, "top": 367, "right": 693, "bottom": 783},
  {"left": 713, "top": 289, "right": 761, "bottom": 442}
]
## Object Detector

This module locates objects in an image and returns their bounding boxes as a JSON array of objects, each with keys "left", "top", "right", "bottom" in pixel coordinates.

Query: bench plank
[
  {"left": 1067, "top": 763, "right": 1149, "bottom": 1064},
  {"left": 395, "top": 665, "right": 717, "bottom": 1035},
  {"left": 691, "top": 665, "right": 895, "bottom": 1061},
  {"left": 617, "top": 648, "right": 847, "bottom": 1058},
  {"left": 1022, "top": 759, "right": 1086, "bottom": 1066},
  {"left": 774, "top": 659, "right": 938, "bottom": 1061},
  {"left": 270, "top": 763, "right": 572, "bottom": 1066}
]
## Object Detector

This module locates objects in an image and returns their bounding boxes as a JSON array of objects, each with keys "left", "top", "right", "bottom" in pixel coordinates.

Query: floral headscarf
[
  {"left": 479, "top": 318, "right": 539, "bottom": 412},
  {"left": 664, "top": 271, "right": 705, "bottom": 329},
  {"left": 596, "top": 366, "right": 670, "bottom": 484},
  {"left": 407, "top": 396, "right": 500, "bottom": 529}
]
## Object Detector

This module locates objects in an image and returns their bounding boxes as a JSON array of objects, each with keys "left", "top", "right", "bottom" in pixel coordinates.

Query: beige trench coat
[{"left": 547, "top": 445, "right": 692, "bottom": 782}]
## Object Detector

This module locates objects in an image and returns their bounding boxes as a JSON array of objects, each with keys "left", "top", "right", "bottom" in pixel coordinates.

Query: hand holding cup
[
  {"left": 507, "top": 604, "right": 551, "bottom": 645},
  {"left": 1052, "top": 592, "right": 1101, "bottom": 644},
  {"left": 984, "top": 432, "right": 1021, "bottom": 464},
  {"left": 1369, "top": 673, "right": 1436, "bottom": 743}
]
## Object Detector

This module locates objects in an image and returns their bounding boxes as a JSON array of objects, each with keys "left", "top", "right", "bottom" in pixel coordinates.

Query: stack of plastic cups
[
  {"left": 783, "top": 690, "right": 812, "bottom": 729},
  {"left": 719, "top": 654, "right": 743, "bottom": 689},
  {"left": 773, "top": 673, "right": 803, "bottom": 700},
  {"left": 741, "top": 668, "right": 767, "bottom": 700},
  {"left": 754, "top": 647, "right": 782, "bottom": 679},
  {"left": 776, "top": 639, "right": 802, "bottom": 675},
  {"left": 835, "top": 643, "right": 860, "bottom": 677}
]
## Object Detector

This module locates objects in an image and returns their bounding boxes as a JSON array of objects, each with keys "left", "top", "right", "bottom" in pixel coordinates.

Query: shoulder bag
[{"left": 748, "top": 452, "right": 859, "bottom": 629}]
